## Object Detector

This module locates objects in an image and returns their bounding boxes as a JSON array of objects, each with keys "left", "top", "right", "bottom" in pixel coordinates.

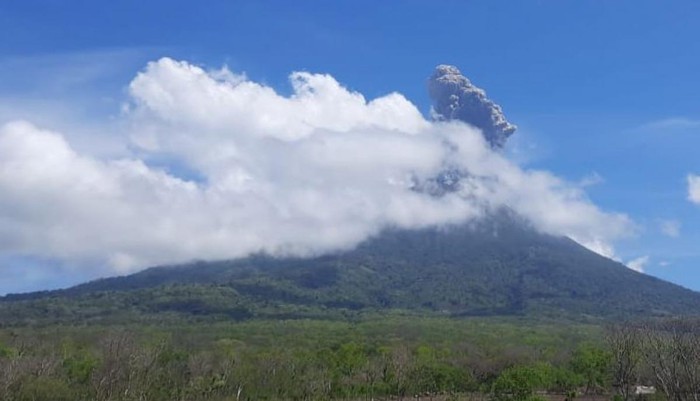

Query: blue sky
[{"left": 1, "top": 0, "right": 699, "bottom": 293}]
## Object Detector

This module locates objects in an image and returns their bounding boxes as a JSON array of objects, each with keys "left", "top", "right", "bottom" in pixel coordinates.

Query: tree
[
  {"left": 640, "top": 319, "right": 700, "bottom": 401},
  {"left": 570, "top": 343, "right": 611, "bottom": 394},
  {"left": 606, "top": 323, "right": 641, "bottom": 401},
  {"left": 492, "top": 364, "right": 552, "bottom": 401}
]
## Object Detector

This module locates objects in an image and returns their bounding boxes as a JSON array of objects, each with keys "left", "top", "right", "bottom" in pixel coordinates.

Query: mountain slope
[{"left": 2, "top": 213, "right": 699, "bottom": 325}]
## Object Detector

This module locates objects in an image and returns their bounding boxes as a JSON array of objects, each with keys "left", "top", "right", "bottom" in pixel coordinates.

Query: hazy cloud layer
[
  {"left": 689, "top": 175, "right": 700, "bottom": 205},
  {"left": 0, "top": 58, "right": 632, "bottom": 275}
]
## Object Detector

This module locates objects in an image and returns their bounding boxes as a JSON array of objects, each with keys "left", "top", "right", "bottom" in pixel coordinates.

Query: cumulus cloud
[
  {"left": 0, "top": 58, "right": 633, "bottom": 275},
  {"left": 689, "top": 174, "right": 700, "bottom": 205},
  {"left": 627, "top": 256, "right": 649, "bottom": 273}
]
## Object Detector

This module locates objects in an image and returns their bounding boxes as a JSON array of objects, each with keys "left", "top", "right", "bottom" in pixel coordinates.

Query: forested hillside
[{"left": 3, "top": 213, "right": 699, "bottom": 325}]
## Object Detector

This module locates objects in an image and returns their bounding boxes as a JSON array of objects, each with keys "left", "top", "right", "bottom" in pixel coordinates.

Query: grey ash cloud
[{"left": 428, "top": 65, "right": 516, "bottom": 148}]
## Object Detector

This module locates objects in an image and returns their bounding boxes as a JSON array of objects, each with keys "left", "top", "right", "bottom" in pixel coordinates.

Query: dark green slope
[{"left": 2, "top": 213, "right": 700, "bottom": 324}]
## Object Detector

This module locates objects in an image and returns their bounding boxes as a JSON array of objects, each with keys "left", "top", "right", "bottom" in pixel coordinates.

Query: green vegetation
[
  {"left": 0, "top": 317, "right": 605, "bottom": 401},
  {"left": 3, "top": 317, "right": 696, "bottom": 401}
]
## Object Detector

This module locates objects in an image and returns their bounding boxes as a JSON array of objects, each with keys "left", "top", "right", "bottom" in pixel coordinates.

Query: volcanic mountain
[{"left": 2, "top": 66, "right": 698, "bottom": 326}]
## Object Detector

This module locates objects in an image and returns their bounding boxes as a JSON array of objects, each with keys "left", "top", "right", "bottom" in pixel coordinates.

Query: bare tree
[
  {"left": 672, "top": 319, "right": 700, "bottom": 401},
  {"left": 606, "top": 322, "right": 641, "bottom": 401},
  {"left": 641, "top": 319, "right": 700, "bottom": 401},
  {"left": 92, "top": 331, "right": 138, "bottom": 401}
]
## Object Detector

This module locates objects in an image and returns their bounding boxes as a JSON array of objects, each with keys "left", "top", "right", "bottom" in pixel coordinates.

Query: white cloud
[
  {"left": 689, "top": 174, "right": 700, "bottom": 205},
  {"left": 659, "top": 219, "right": 681, "bottom": 238},
  {"left": 627, "top": 256, "right": 649, "bottom": 273},
  {"left": 0, "top": 58, "right": 634, "bottom": 276}
]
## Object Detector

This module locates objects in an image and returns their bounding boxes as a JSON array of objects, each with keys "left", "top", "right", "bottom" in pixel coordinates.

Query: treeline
[
  {"left": 0, "top": 329, "right": 607, "bottom": 401},
  {"left": 3, "top": 318, "right": 700, "bottom": 401}
]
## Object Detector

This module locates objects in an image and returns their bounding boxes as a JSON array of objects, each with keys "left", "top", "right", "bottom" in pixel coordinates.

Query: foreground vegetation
[
  {"left": 2, "top": 315, "right": 699, "bottom": 401},
  {"left": 0, "top": 316, "right": 599, "bottom": 401}
]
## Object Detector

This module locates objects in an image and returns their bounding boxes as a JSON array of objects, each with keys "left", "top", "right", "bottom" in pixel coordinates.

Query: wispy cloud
[
  {"left": 689, "top": 174, "right": 700, "bottom": 205},
  {"left": 627, "top": 256, "right": 650, "bottom": 273},
  {"left": 659, "top": 219, "right": 681, "bottom": 238},
  {"left": 0, "top": 48, "right": 154, "bottom": 95},
  {"left": 578, "top": 172, "right": 604, "bottom": 188},
  {"left": 639, "top": 118, "right": 700, "bottom": 131}
]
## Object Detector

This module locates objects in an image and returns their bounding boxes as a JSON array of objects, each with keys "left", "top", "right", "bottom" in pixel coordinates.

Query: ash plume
[{"left": 428, "top": 65, "right": 516, "bottom": 148}]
